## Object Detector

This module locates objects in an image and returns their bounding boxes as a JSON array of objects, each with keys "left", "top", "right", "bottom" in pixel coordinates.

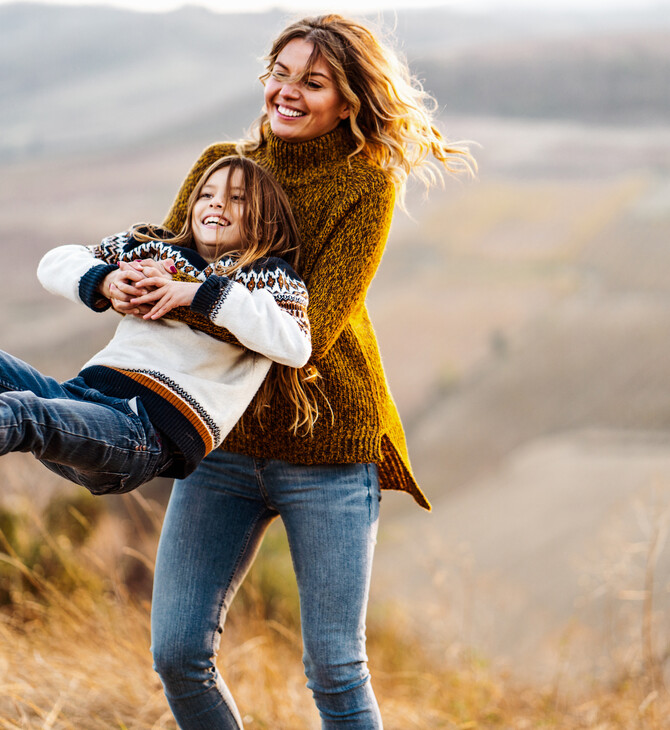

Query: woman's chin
[
  {"left": 270, "top": 117, "right": 309, "bottom": 143},
  {"left": 271, "top": 126, "right": 298, "bottom": 142}
]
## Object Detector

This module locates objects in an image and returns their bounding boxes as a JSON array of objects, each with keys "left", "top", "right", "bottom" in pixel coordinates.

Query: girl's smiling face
[
  {"left": 264, "top": 38, "right": 350, "bottom": 144},
  {"left": 191, "top": 166, "right": 245, "bottom": 262}
]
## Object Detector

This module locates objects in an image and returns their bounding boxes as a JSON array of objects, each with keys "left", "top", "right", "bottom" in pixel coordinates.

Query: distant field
[{"left": 2, "top": 114, "right": 670, "bottom": 687}]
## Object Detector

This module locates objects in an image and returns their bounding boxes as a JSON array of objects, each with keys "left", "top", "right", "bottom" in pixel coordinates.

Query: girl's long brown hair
[{"left": 136, "top": 156, "right": 319, "bottom": 435}]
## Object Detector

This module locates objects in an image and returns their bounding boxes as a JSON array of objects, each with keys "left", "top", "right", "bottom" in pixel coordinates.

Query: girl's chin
[{"left": 196, "top": 244, "right": 221, "bottom": 260}]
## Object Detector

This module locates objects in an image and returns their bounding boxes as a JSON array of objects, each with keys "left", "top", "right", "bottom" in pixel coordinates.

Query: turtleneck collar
[{"left": 264, "top": 124, "right": 356, "bottom": 172}]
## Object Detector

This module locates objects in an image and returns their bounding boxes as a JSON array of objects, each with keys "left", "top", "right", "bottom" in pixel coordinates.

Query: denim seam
[
  {"left": 310, "top": 671, "right": 372, "bottom": 695},
  {"left": 175, "top": 687, "right": 227, "bottom": 721},
  {"left": 203, "top": 510, "right": 268, "bottom": 726},
  {"left": 212, "top": 507, "right": 271, "bottom": 643},
  {"left": 253, "top": 460, "right": 275, "bottom": 511}
]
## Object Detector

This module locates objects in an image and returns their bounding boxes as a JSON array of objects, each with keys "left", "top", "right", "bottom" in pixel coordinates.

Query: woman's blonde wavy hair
[
  {"left": 242, "top": 14, "right": 475, "bottom": 204},
  {"left": 135, "top": 156, "right": 320, "bottom": 435}
]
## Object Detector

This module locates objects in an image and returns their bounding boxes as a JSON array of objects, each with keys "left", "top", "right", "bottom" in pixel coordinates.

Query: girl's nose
[{"left": 209, "top": 198, "right": 223, "bottom": 208}]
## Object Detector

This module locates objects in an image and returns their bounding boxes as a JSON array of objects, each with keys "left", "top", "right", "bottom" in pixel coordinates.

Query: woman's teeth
[{"left": 278, "top": 105, "right": 305, "bottom": 118}]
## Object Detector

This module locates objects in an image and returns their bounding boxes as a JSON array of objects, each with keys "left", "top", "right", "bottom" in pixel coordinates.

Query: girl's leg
[
  {"left": 151, "top": 450, "right": 277, "bottom": 730},
  {"left": 264, "top": 460, "right": 383, "bottom": 729},
  {"left": 0, "top": 350, "right": 165, "bottom": 493}
]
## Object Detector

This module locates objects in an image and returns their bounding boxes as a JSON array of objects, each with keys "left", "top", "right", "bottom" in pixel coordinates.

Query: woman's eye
[
  {"left": 271, "top": 70, "right": 287, "bottom": 80},
  {"left": 305, "top": 80, "right": 322, "bottom": 90}
]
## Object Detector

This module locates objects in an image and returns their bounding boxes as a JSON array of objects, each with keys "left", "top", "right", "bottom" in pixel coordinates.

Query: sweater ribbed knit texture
[{"left": 163, "top": 126, "right": 430, "bottom": 510}]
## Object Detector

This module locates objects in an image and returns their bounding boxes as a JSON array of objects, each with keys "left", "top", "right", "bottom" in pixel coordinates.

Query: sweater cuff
[
  {"left": 190, "top": 275, "right": 233, "bottom": 319},
  {"left": 79, "top": 264, "right": 118, "bottom": 311}
]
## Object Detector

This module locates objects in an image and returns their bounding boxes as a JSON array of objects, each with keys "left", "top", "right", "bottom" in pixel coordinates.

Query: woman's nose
[{"left": 279, "top": 81, "right": 300, "bottom": 99}]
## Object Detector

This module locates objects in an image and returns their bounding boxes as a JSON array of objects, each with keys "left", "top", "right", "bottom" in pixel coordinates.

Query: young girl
[{"left": 0, "top": 156, "right": 311, "bottom": 496}]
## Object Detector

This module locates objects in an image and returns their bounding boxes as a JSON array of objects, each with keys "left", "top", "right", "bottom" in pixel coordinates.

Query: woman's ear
[{"left": 338, "top": 103, "right": 351, "bottom": 120}]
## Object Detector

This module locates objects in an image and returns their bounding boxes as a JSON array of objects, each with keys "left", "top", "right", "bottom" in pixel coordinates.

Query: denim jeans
[
  {"left": 0, "top": 350, "right": 169, "bottom": 494},
  {"left": 151, "top": 449, "right": 383, "bottom": 729}
]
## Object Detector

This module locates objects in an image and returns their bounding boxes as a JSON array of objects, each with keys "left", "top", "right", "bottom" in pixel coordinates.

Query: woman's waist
[{"left": 225, "top": 358, "right": 397, "bottom": 459}]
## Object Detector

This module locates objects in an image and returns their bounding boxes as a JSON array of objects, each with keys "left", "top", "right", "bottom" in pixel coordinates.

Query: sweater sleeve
[
  {"left": 189, "top": 263, "right": 311, "bottom": 368},
  {"left": 306, "top": 170, "right": 396, "bottom": 360},
  {"left": 37, "top": 244, "right": 117, "bottom": 312},
  {"left": 36, "top": 230, "right": 197, "bottom": 313}
]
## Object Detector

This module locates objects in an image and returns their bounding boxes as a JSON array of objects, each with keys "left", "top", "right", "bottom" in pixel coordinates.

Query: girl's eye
[
  {"left": 230, "top": 195, "right": 245, "bottom": 203},
  {"left": 200, "top": 192, "right": 212, "bottom": 199},
  {"left": 271, "top": 69, "right": 287, "bottom": 80},
  {"left": 305, "top": 80, "right": 322, "bottom": 90}
]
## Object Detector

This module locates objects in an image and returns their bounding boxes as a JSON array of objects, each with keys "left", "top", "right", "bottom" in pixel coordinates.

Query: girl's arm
[
  {"left": 133, "top": 262, "right": 312, "bottom": 369},
  {"left": 192, "top": 268, "right": 311, "bottom": 368},
  {"left": 36, "top": 231, "right": 176, "bottom": 311},
  {"left": 37, "top": 244, "right": 120, "bottom": 311}
]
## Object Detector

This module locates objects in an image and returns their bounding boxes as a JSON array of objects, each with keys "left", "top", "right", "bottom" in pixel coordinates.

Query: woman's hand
[
  {"left": 100, "top": 262, "right": 146, "bottom": 315},
  {"left": 100, "top": 259, "right": 176, "bottom": 316},
  {"left": 131, "top": 279, "right": 201, "bottom": 320}
]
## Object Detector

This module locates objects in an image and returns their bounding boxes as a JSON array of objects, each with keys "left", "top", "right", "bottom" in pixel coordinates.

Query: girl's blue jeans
[
  {"left": 0, "top": 350, "right": 169, "bottom": 494},
  {"left": 151, "top": 448, "right": 383, "bottom": 729}
]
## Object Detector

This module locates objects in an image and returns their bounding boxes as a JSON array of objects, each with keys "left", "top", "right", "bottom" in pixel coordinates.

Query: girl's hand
[
  {"left": 135, "top": 258, "right": 177, "bottom": 281},
  {"left": 130, "top": 279, "right": 201, "bottom": 320},
  {"left": 100, "top": 259, "right": 177, "bottom": 316},
  {"left": 101, "top": 262, "right": 148, "bottom": 315}
]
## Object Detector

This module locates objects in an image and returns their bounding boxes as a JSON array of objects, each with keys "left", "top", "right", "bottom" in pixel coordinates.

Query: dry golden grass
[
  {"left": 1, "top": 584, "right": 669, "bottom": 729},
  {"left": 0, "top": 477, "right": 668, "bottom": 730}
]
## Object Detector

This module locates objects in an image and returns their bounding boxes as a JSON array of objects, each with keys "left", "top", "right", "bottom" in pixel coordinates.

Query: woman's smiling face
[{"left": 264, "top": 38, "right": 350, "bottom": 144}]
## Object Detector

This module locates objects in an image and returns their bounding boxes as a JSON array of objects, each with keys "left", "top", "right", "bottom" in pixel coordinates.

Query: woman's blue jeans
[{"left": 151, "top": 449, "right": 383, "bottom": 729}]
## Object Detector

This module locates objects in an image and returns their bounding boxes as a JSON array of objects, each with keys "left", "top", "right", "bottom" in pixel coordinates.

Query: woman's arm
[{"left": 305, "top": 171, "right": 396, "bottom": 360}]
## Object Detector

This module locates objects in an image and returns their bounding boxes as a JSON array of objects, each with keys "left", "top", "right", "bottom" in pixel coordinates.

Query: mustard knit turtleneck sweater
[{"left": 163, "top": 126, "right": 430, "bottom": 510}]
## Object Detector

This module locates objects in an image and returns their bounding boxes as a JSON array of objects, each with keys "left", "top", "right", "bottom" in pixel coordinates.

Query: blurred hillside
[
  {"left": 1, "top": 3, "right": 670, "bottom": 161},
  {"left": 2, "top": 0, "right": 670, "bottom": 691}
]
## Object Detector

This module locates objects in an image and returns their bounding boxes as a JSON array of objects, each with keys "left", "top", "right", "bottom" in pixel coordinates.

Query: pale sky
[{"left": 1, "top": 0, "right": 667, "bottom": 14}]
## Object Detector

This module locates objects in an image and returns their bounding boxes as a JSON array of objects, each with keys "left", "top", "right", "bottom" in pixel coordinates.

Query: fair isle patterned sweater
[{"left": 37, "top": 232, "right": 311, "bottom": 478}]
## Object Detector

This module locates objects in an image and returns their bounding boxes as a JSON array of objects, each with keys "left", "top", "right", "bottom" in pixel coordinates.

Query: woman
[{"left": 113, "top": 14, "right": 473, "bottom": 729}]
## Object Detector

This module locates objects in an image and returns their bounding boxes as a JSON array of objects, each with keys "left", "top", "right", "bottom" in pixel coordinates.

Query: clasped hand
[{"left": 102, "top": 259, "right": 200, "bottom": 320}]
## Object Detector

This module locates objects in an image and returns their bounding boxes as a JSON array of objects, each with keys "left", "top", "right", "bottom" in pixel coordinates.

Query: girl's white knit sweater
[{"left": 37, "top": 231, "right": 311, "bottom": 478}]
